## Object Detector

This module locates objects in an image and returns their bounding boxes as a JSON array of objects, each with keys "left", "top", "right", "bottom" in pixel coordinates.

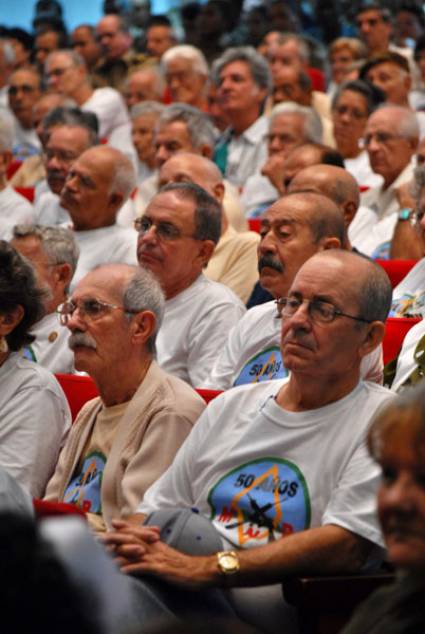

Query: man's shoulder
[{"left": 178, "top": 275, "right": 245, "bottom": 308}]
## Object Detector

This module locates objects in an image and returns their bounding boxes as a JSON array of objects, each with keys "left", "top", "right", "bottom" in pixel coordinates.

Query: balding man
[
  {"left": 136, "top": 182, "right": 245, "bottom": 387},
  {"left": 45, "top": 50, "right": 136, "bottom": 166},
  {"left": 60, "top": 145, "right": 138, "bottom": 288},
  {"left": 124, "top": 67, "right": 164, "bottom": 109},
  {"left": 159, "top": 153, "right": 259, "bottom": 302},
  {"left": 361, "top": 104, "right": 419, "bottom": 257},
  {"left": 105, "top": 250, "right": 394, "bottom": 634},
  {"left": 206, "top": 191, "right": 382, "bottom": 388},
  {"left": 46, "top": 263, "right": 204, "bottom": 531},
  {"left": 282, "top": 142, "right": 345, "bottom": 189},
  {"left": 287, "top": 163, "right": 378, "bottom": 253}
]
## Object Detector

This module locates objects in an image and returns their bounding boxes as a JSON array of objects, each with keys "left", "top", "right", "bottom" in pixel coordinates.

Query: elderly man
[
  {"left": 11, "top": 225, "right": 78, "bottom": 374},
  {"left": 34, "top": 109, "right": 98, "bottom": 226},
  {"left": 45, "top": 50, "right": 133, "bottom": 161},
  {"left": 124, "top": 67, "right": 164, "bottom": 109},
  {"left": 158, "top": 153, "right": 259, "bottom": 302},
  {"left": 241, "top": 102, "right": 323, "bottom": 217},
  {"left": 8, "top": 67, "right": 42, "bottom": 158},
  {"left": 212, "top": 46, "right": 272, "bottom": 188},
  {"left": 104, "top": 249, "right": 394, "bottom": 634},
  {"left": 136, "top": 182, "right": 245, "bottom": 386},
  {"left": 207, "top": 189, "right": 383, "bottom": 388},
  {"left": 60, "top": 145, "right": 138, "bottom": 288},
  {"left": 45, "top": 263, "right": 205, "bottom": 531},
  {"left": 136, "top": 103, "right": 247, "bottom": 232},
  {"left": 0, "top": 116, "right": 34, "bottom": 239},
  {"left": 161, "top": 45, "right": 209, "bottom": 111},
  {"left": 131, "top": 101, "right": 164, "bottom": 184},
  {"left": 361, "top": 104, "right": 419, "bottom": 257}
]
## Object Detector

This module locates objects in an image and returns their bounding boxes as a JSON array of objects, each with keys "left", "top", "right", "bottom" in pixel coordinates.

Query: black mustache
[{"left": 258, "top": 255, "right": 284, "bottom": 274}]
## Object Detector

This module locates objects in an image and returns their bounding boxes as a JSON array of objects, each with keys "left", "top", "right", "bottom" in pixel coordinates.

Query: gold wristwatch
[{"left": 216, "top": 550, "right": 240, "bottom": 575}]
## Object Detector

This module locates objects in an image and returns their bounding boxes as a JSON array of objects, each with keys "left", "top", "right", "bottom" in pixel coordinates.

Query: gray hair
[
  {"left": 158, "top": 103, "right": 215, "bottom": 150},
  {"left": 123, "top": 267, "right": 165, "bottom": 355},
  {"left": 110, "top": 149, "right": 137, "bottom": 200},
  {"left": 0, "top": 115, "right": 13, "bottom": 152},
  {"left": 12, "top": 225, "right": 79, "bottom": 292},
  {"left": 126, "top": 66, "right": 165, "bottom": 98},
  {"left": 46, "top": 48, "right": 86, "bottom": 70},
  {"left": 356, "top": 257, "right": 393, "bottom": 323},
  {"left": 270, "top": 102, "right": 323, "bottom": 143},
  {"left": 131, "top": 100, "right": 165, "bottom": 121},
  {"left": 43, "top": 107, "right": 99, "bottom": 145},
  {"left": 159, "top": 182, "right": 222, "bottom": 244},
  {"left": 161, "top": 45, "right": 209, "bottom": 76},
  {"left": 274, "top": 33, "right": 310, "bottom": 63},
  {"left": 211, "top": 46, "right": 272, "bottom": 93},
  {"left": 375, "top": 104, "right": 419, "bottom": 140}
]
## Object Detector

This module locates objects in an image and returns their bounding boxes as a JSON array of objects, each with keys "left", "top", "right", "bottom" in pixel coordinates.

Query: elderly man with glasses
[
  {"left": 45, "top": 263, "right": 205, "bottom": 532},
  {"left": 103, "top": 249, "right": 394, "bottom": 634}
]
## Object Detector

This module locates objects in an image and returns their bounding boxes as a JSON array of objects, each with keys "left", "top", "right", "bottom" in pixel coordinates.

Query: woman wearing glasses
[
  {"left": 331, "top": 79, "right": 385, "bottom": 188},
  {"left": 0, "top": 240, "right": 70, "bottom": 497}
]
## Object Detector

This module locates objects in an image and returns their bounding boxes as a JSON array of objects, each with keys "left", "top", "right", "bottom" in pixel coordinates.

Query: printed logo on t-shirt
[
  {"left": 208, "top": 458, "right": 311, "bottom": 548},
  {"left": 233, "top": 346, "right": 288, "bottom": 386},
  {"left": 390, "top": 291, "right": 425, "bottom": 318},
  {"left": 63, "top": 451, "right": 106, "bottom": 513}
]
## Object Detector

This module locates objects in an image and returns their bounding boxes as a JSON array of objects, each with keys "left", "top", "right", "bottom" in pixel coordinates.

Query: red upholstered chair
[
  {"left": 383, "top": 317, "right": 421, "bottom": 365},
  {"left": 376, "top": 259, "right": 418, "bottom": 288},
  {"left": 248, "top": 219, "right": 261, "bottom": 234},
  {"left": 33, "top": 498, "right": 86, "bottom": 520},
  {"left": 14, "top": 186, "right": 35, "bottom": 202},
  {"left": 55, "top": 373, "right": 98, "bottom": 422},
  {"left": 196, "top": 388, "right": 222, "bottom": 403},
  {"left": 6, "top": 159, "right": 22, "bottom": 180}
]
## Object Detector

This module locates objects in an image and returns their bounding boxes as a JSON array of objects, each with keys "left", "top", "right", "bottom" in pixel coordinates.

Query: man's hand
[
  {"left": 101, "top": 520, "right": 218, "bottom": 588},
  {"left": 261, "top": 155, "right": 286, "bottom": 194},
  {"left": 395, "top": 181, "right": 416, "bottom": 210}
]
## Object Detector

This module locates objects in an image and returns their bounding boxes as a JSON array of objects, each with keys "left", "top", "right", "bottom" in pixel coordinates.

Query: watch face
[{"left": 218, "top": 552, "right": 239, "bottom": 573}]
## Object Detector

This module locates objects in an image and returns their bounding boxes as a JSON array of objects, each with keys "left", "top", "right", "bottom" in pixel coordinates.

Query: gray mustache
[
  {"left": 68, "top": 332, "right": 97, "bottom": 351},
  {"left": 258, "top": 255, "right": 284, "bottom": 273}
]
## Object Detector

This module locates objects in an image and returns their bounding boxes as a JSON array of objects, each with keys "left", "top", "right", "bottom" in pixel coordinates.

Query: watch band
[{"left": 398, "top": 207, "right": 413, "bottom": 221}]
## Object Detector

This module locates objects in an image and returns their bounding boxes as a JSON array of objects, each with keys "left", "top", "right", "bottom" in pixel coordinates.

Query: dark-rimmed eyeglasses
[
  {"left": 56, "top": 298, "right": 136, "bottom": 325},
  {"left": 134, "top": 217, "right": 194, "bottom": 241},
  {"left": 275, "top": 297, "right": 373, "bottom": 324}
]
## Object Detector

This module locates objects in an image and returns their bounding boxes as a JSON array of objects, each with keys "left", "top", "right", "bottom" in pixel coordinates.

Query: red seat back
[
  {"left": 248, "top": 219, "right": 261, "bottom": 234},
  {"left": 196, "top": 388, "right": 223, "bottom": 403},
  {"left": 376, "top": 259, "right": 418, "bottom": 288},
  {"left": 383, "top": 317, "right": 421, "bottom": 365},
  {"left": 33, "top": 498, "right": 86, "bottom": 519},
  {"left": 14, "top": 186, "right": 35, "bottom": 202},
  {"left": 6, "top": 159, "right": 22, "bottom": 180},
  {"left": 55, "top": 373, "right": 99, "bottom": 421}
]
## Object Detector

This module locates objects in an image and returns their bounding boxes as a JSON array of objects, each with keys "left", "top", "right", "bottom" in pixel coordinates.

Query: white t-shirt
[
  {"left": 344, "top": 151, "right": 383, "bottom": 189},
  {"left": 205, "top": 300, "right": 384, "bottom": 389},
  {"left": 391, "top": 318, "right": 425, "bottom": 391},
  {"left": 25, "top": 313, "right": 74, "bottom": 374},
  {"left": 156, "top": 274, "right": 246, "bottom": 387},
  {"left": 0, "top": 352, "right": 71, "bottom": 496},
  {"left": 72, "top": 224, "right": 138, "bottom": 290},
  {"left": 224, "top": 116, "right": 269, "bottom": 189},
  {"left": 82, "top": 87, "right": 129, "bottom": 140},
  {"left": 138, "top": 378, "right": 393, "bottom": 632},
  {"left": 391, "top": 258, "right": 425, "bottom": 317},
  {"left": 0, "top": 185, "right": 35, "bottom": 240}
]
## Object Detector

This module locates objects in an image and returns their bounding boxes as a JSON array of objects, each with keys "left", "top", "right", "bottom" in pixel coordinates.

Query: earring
[{"left": 0, "top": 336, "right": 8, "bottom": 353}]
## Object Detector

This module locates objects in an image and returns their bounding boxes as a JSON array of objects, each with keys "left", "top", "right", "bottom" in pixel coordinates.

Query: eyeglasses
[
  {"left": 134, "top": 217, "right": 194, "bottom": 241},
  {"left": 275, "top": 297, "right": 373, "bottom": 324},
  {"left": 363, "top": 132, "right": 404, "bottom": 146},
  {"left": 56, "top": 298, "right": 136, "bottom": 325},
  {"left": 8, "top": 84, "right": 37, "bottom": 96}
]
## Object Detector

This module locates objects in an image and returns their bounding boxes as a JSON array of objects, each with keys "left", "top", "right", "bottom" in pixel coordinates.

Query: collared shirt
[{"left": 223, "top": 115, "right": 269, "bottom": 190}]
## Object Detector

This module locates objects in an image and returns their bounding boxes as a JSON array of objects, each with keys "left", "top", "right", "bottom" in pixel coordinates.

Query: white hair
[
  {"left": 374, "top": 104, "right": 419, "bottom": 140},
  {"left": 161, "top": 44, "right": 209, "bottom": 76},
  {"left": 270, "top": 101, "right": 323, "bottom": 143}
]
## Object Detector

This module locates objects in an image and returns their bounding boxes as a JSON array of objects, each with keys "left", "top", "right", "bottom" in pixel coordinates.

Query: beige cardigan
[{"left": 45, "top": 361, "right": 205, "bottom": 529}]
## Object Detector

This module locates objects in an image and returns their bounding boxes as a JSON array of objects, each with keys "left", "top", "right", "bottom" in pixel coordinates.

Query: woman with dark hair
[
  {"left": 342, "top": 381, "right": 425, "bottom": 633},
  {"left": 0, "top": 240, "right": 70, "bottom": 497},
  {"left": 331, "top": 79, "right": 385, "bottom": 188}
]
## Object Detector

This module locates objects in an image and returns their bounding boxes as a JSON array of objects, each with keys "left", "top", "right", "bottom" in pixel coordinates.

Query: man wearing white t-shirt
[
  {"left": 136, "top": 182, "right": 245, "bottom": 387},
  {"left": 11, "top": 225, "right": 78, "bottom": 374},
  {"left": 104, "top": 250, "right": 394, "bottom": 634},
  {"left": 60, "top": 145, "right": 138, "bottom": 290}
]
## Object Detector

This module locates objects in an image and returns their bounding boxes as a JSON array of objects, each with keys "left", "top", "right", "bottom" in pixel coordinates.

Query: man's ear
[
  {"left": 343, "top": 202, "right": 357, "bottom": 228},
  {"left": 54, "top": 263, "right": 73, "bottom": 292},
  {"left": 197, "top": 239, "right": 216, "bottom": 268},
  {"left": 109, "top": 191, "right": 124, "bottom": 211},
  {"left": 131, "top": 310, "right": 157, "bottom": 348},
  {"left": 213, "top": 182, "right": 225, "bottom": 203},
  {"left": 0, "top": 305, "right": 24, "bottom": 336},
  {"left": 200, "top": 144, "right": 213, "bottom": 159},
  {"left": 358, "top": 321, "right": 386, "bottom": 359},
  {"left": 320, "top": 236, "right": 342, "bottom": 250}
]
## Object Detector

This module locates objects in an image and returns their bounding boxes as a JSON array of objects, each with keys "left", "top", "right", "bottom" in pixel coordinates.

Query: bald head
[
  {"left": 159, "top": 152, "right": 224, "bottom": 203},
  {"left": 288, "top": 165, "right": 360, "bottom": 231},
  {"left": 283, "top": 143, "right": 344, "bottom": 189}
]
